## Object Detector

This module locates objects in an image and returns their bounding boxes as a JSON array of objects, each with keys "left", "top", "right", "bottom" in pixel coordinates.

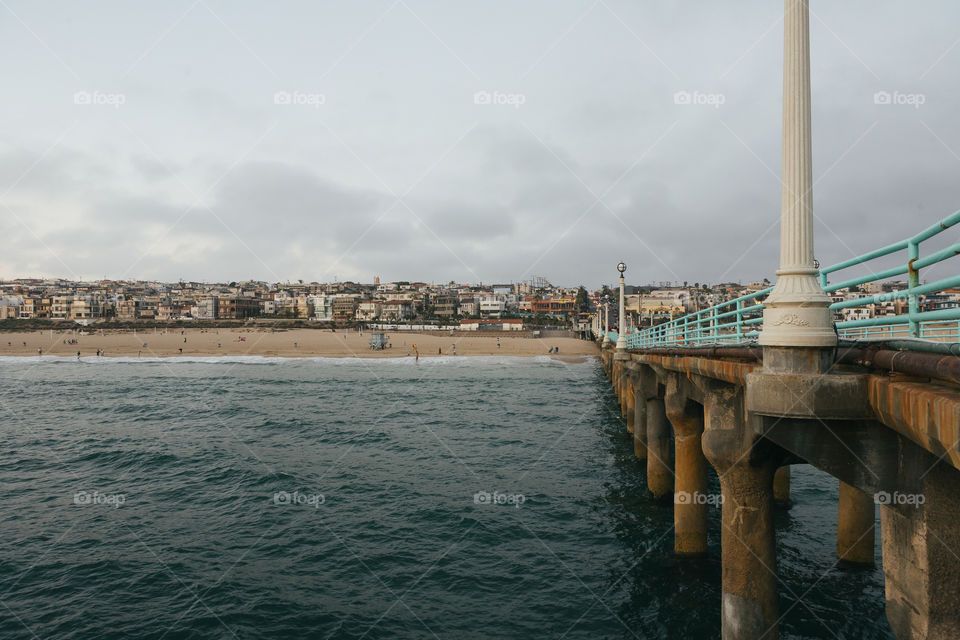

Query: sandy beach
[{"left": 0, "top": 328, "right": 599, "bottom": 360}]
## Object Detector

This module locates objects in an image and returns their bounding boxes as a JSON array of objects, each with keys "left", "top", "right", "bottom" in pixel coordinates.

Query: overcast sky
[{"left": 1, "top": 1, "right": 958, "bottom": 289}]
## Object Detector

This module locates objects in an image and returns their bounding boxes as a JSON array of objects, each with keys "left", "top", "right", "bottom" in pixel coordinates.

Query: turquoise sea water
[{"left": 0, "top": 356, "right": 892, "bottom": 639}]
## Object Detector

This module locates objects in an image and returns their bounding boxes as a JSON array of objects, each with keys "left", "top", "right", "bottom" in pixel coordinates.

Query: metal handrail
[{"left": 627, "top": 209, "right": 960, "bottom": 348}]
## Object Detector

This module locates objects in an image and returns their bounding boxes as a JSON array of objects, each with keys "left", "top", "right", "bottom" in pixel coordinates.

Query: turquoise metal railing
[{"left": 626, "top": 209, "right": 960, "bottom": 349}]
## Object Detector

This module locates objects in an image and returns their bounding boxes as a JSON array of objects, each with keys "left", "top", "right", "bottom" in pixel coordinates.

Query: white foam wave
[{"left": 0, "top": 354, "right": 595, "bottom": 366}]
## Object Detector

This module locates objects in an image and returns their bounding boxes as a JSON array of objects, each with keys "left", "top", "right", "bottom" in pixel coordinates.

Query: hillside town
[{"left": 1, "top": 276, "right": 955, "bottom": 332}]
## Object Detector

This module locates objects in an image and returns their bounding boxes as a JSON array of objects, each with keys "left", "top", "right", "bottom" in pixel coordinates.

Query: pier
[{"left": 596, "top": 1, "right": 960, "bottom": 638}]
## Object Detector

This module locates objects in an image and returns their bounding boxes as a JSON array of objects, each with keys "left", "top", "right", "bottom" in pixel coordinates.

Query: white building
[{"left": 309, "top": 294, "right": 334, "bottom": 321}]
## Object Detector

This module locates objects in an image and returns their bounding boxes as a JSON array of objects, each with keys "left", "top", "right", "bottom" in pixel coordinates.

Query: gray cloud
[{"left": 1, "top": 0, "right": 958, "bottom": 288}]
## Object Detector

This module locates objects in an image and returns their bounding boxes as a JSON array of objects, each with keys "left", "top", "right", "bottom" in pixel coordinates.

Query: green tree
[{"left": 575, "top": 286, "right": 590, "bottom": 312}]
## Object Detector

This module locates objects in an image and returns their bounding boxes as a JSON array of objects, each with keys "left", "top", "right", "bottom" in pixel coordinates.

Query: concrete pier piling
[
  {"left": 773, "top": 466, "right": 791, "bottom": 507},
  {"left": 625, "top": 378, "right": 636, "bottom": 433},
  {"left": 666, "top": 375, "right": 708, "bottom": 556},
  {"left": 633, "top": 396, "right": 648, "bottom": 459},
  {"left": 645, "top": 397, "right": 674, "bottom": 501},
  {"left": 837, "top": 480, "right": 875, "bottom": 566},
  {"left": 701, "top": 390, "right": 780, "bottom": 640}
]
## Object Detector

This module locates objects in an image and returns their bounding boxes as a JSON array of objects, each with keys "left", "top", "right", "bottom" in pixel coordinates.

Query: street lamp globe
[{"left": 617, "top": 261, "right": 627, "bottom": 274}]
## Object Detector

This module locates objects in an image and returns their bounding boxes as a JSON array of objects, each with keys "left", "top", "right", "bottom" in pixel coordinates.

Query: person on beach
[
  {"left": 452, "top": 344, "right": 456, "bottom": 356},
  {"left": 37, "top": 348, "right": 42, "bottom": 356},
  {"left": 76, "top": 351, "right": 80, "bottom": 359}
]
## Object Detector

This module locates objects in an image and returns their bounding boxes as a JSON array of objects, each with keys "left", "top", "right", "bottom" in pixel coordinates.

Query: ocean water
[{"left": 0, "top": 356, "right": 892, "bottom": 639}]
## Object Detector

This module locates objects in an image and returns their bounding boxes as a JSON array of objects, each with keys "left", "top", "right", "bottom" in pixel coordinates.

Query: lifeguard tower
[{"left": 368, "top": 333, "right": 388, "bottom": 350}]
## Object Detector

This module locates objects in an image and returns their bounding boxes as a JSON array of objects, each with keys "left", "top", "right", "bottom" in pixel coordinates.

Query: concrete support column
[
  {"left": 702, "top": 385, "right": 779, "bottom": 640},
  {"left": 633, "top": 386, "right": 648, "bottom": 459},
  {"left": 773, "top": 466, "right": 791, "bottom": 507},
  {"left": 625, "top": 379, "right": 636, "bottom": 433},
  {"left": 837, "top": 480, "right": 875, "bottom": 566},
  {"left": 666, "top": 376, "right": 707, "bottom": 556},
  {"left": 646, "top": 397, "right": 674, "bottom": 501},
  {"left": 621, "top": 377, "right": 632, "bottom": 420},
  {"left": 881, "top": 462, "right": 960, "bottom": 639},
  {"left": 715, "top": 460, "right": 778, "bottom": 640}
]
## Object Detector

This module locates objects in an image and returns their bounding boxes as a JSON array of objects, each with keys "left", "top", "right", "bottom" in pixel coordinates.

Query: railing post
[
  {"left": 908, "top": 239, "right": 920, "bottom": 338},
  {"left": 736, "top": 299, "right": 744, "bottom": 342}
]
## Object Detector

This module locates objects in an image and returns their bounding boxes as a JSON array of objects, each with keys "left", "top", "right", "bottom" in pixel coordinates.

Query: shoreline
[
  {"left": 0, "top": 328, "right": 599, "bottom": 360},
  {"left": 0, "top": 353, "right": 596, "bottom": 364}
]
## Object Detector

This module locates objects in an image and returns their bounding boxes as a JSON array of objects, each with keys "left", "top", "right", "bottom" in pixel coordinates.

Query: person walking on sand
[
  {"left": 76, "top": 351, "right": 80, "bottom": 360},
  {"left": 452, "top": 344, "right": 456, "bottom": 356}
]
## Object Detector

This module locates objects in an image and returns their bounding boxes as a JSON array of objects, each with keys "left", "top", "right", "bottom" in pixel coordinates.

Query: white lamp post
[
  {"left": 616, "top": 262, "right": 628, "bottom": 350},
  {"left": 603, "top": 295, "right": 611, "bottom": 345},
  {"left": 758, "top": 0, "right": 836, "bottom": 348}
]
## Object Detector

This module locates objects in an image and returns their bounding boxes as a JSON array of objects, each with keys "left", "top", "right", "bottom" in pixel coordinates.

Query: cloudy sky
[{"left": 1, "top": 1, "right": 958, "bottom": 288}]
